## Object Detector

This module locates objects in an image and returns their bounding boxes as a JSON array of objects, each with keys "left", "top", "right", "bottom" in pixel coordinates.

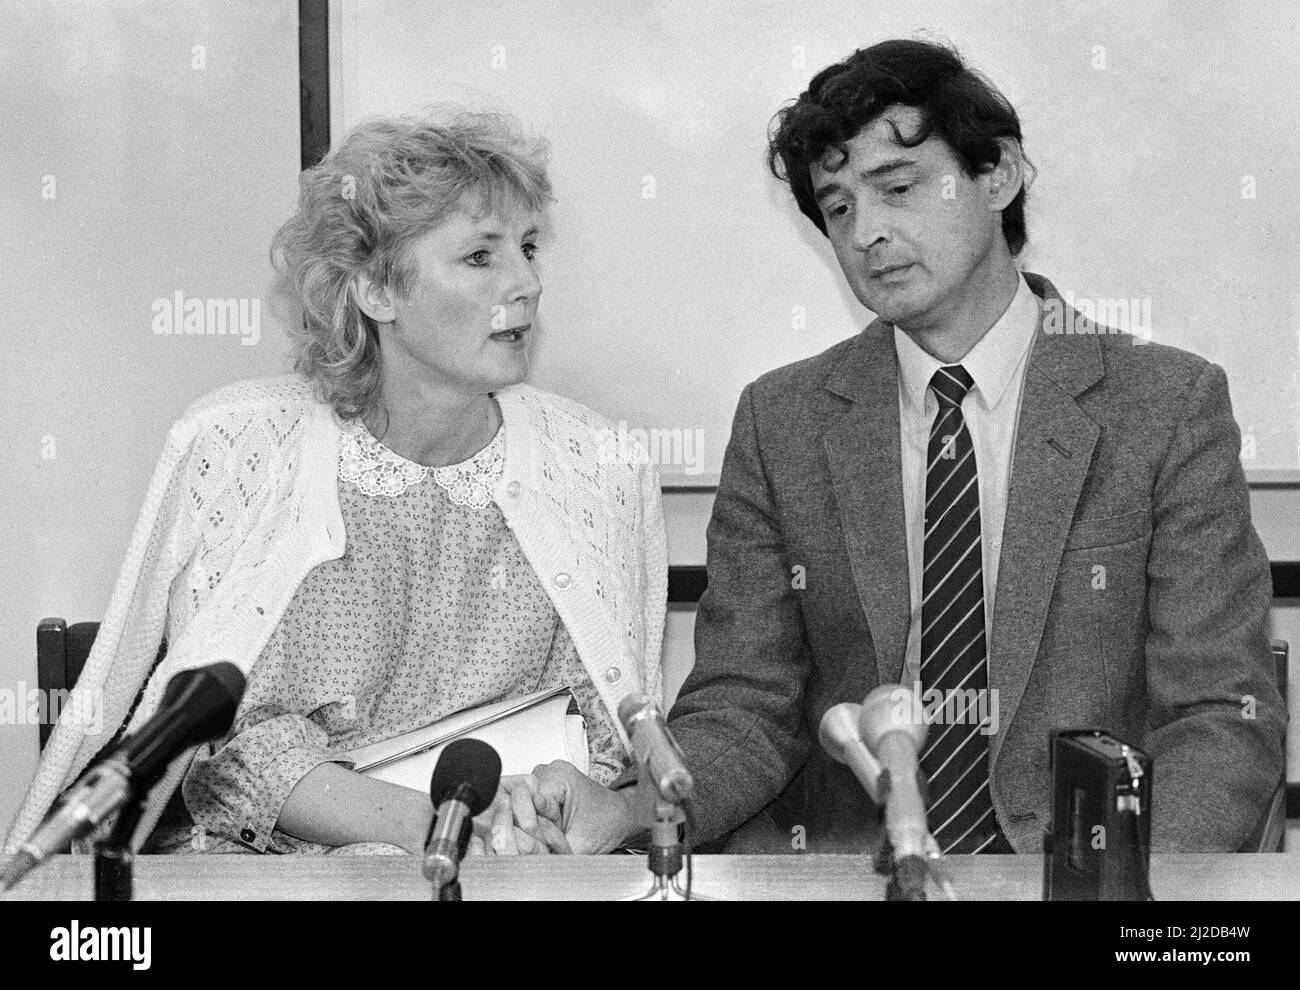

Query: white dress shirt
[{"left": 896, "top": 274, "right": 1041, "bottom": 688}]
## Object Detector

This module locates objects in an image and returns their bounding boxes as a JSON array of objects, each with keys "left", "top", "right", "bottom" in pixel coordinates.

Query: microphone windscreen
[
  {"left": 161, "top": 660, "right": 246, "bottom": 705},
  {"left": 159, "top": 662, "right": 247, "bottom": 742},
  {"left": 818, "top": 702, "right": 865, "bottom": 758},
  {"left": 617, "top": 692, "right": 655, "bottom": 733},
  {"left": 430, "top": 738, "right": 502, "bottom": 815},
  {"left": 122, "top": 662, "right": 249, "bottom": 787},
  {"left": 859, "top": 684, "right": 928, "bottom": 751}
]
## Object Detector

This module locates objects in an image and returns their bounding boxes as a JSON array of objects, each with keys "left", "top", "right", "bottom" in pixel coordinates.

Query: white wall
[
  {"left": 0, "top": 0, "right": 300, "bottom": 837},
  {"left": 335, "top": 0, "right": 1300, "bottom": 484}
]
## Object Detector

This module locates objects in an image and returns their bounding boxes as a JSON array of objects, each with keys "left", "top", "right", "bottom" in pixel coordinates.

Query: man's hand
[
  {"left": 522, "top": 760, "right": 641, "bottom": 854},
  {"left": 465, "top": 778, "right": 572, "bottom": 856}
]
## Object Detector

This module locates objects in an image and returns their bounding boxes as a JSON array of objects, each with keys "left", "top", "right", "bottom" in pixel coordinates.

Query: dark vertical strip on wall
[
  {"left": 1273, "top": 562, "right": 1300, "bottom": 599},
  {"left": 299, "top": 0, "right": 331, "bottom": 170}
]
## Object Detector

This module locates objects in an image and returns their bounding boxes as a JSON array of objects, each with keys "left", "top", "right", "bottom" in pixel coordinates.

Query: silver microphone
[
  {"left": 0, "top": 661, "right": 245, "bottom": 893},
  {"left": 818, "top": 702, "right": 884, "bottom": 804},
  {"left": 421, "top": 739, "right": 501, "bottom": 897},
  {"left": 423, "top": 787, "right": 479, "bottom": 892},
  {"left": 617, "top": 693, "right": 694, "bottom": 803},
  {"left": 858, "top": 684, "right": 931, "bottom": 859},
  {"left": 0, "top": 762, "right": 132, "bottom": 891}
]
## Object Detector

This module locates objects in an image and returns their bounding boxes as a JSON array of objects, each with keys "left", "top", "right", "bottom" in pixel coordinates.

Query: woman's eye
[
  {"left": 465, "top": 250, "right": 490, "bottom": 266},
  {"left": 888, "top": 184, "right": 912, "bottom": 196},
  {"left": 827, "top": 202, "right": 850, "bottom": 219},
  {"left": 522, "top": 242, "right": 539, "bottom": 260}
]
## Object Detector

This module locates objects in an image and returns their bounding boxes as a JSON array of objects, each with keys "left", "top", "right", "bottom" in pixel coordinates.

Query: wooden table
[{"left": 3, "top": 853, "right": 1297, "bottom": 900}]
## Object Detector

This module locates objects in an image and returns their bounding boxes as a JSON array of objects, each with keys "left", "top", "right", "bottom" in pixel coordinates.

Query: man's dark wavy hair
[{"left": 768, "top": 39, "right": 1033, "bottom": 255}]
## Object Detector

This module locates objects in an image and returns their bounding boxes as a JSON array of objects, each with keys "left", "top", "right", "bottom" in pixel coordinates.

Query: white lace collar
[{"left": 338, "top": 418, "right": 505, "bottom": 507}]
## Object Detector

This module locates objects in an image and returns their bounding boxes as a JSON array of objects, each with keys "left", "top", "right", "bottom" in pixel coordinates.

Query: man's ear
[
  {"left": 983, "top": 138, "right": 1025, "bottom": 213},
  {"left": 351, "top": 271, "right": 396, "bottom": 325}
]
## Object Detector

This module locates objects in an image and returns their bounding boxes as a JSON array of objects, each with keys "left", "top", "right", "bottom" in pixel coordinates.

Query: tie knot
[{"left": 930, "top": 365, "right": 974, "bottom": 409}]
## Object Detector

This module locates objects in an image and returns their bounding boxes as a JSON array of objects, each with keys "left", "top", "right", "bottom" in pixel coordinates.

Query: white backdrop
[
  {"left": 0, "top": 0, "right": 300, "bottom": 835},
  {"left": 334, "top": 0, "right": 1300, "bottom": 485}
]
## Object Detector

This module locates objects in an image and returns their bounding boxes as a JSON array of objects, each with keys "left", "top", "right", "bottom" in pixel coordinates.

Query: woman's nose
[{"left": 509, "top": 253, "right": 542, "bottom": 302}]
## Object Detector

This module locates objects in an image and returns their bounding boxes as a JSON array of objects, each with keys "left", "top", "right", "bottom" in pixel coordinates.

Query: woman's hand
[
  {"left": 465, "top": 776, "right": 572, "bottom": 856},
  {"left": 510, "top": 762, "right": 640, "bottom": 855}
]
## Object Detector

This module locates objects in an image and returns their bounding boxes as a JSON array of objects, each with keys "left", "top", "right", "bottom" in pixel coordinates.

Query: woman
[{"left": 5, "top": 110, "right": 667, "bottom": 857}]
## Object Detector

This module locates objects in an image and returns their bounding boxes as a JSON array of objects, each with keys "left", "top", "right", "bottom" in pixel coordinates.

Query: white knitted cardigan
[{"left": 4, "top": 375, "right": 668, "bottom": 852}]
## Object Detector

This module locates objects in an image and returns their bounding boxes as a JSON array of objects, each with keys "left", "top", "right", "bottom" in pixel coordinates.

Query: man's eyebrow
[
  {"left": 813, "top": 157, "right": 922, "bottom": 202},
  {"left": 863, "top": 157, "right": 920, "bottom": 179},
  {"left": 813, "top": 181, "right": 844, "bottom": 204}
]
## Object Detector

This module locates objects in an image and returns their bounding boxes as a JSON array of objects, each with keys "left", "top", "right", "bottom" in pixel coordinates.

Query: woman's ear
[
  {"left": 350, "top": 271, "right": 397, "bottom": 325},
  {"left": 983, "top": 138, "right": 1025, "bottom": 213}
]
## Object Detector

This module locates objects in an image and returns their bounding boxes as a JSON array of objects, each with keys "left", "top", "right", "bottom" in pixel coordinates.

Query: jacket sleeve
[
  {"left": 666, "top": 383, "right": 812, "bottom": 844},
  {"left": 3, "top": 418, "right": 201, "bottom": 853},
  {"left": 1144, "top": 361, "right": 1286, "bottom": 851}
]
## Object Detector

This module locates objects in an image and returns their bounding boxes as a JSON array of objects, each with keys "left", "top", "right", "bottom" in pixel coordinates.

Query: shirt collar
[{"left": 894, "top": 272, "right": 1040, "bottom": 416}]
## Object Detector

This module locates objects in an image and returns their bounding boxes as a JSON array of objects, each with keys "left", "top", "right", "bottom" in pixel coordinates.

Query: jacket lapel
[
  {"left": 988, "top": 274, "right": 1103, "bottom": 765},
  {"left": 823, "top": 324, "right": 912, "bottom": 689}
]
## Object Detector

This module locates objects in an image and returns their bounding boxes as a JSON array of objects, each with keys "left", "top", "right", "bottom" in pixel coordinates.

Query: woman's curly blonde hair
[{"left": 271, "top": 108, "right": 552, "bottom": 420}]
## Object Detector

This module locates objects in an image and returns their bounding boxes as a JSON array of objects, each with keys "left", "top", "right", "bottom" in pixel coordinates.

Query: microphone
[
  {"left": 422, "top": 738, "right": 501, "bottom": 897},
  {"left": 1, "top": 662, "right": 246, "bottom": 891},
  {"left": 617, "top": 693, "right": 693, "bottom": 803},
  {"left": 818, "top": 702, "right": 884, "bottom": 804},
  {"left": 858, "top": 684, "right": 931, "bottom": 861}
]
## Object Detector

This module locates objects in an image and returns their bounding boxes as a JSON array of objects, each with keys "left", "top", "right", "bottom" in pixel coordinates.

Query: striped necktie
[{"left": 918, "top": 365, "right": 1001, "bottom": 854}]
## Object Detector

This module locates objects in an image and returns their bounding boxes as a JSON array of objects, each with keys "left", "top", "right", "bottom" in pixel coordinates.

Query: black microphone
[
  {"left": 617, "top": 693, "right": 694, "bottom": 803},
  {"left": 422, "top": 738, "right": 501, "bottom": 897},
  {"left": 1, "top": 662, "right": 246, "bottom": 891}
]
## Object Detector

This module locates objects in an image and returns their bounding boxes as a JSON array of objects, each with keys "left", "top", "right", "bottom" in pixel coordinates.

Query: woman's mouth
[{"left": 490, "top": 324, "right": 530, "bottom": 343}]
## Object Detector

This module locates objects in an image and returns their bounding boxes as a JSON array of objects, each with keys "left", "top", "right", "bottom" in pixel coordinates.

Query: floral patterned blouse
[{"left": 146, "top": 416, "right": 623, "bottom": 854}]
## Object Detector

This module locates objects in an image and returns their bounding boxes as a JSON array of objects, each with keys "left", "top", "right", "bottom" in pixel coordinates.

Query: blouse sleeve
[
  {"left": 549, "top": 620, "right": 627, "bottom": 787},
  {"left": 182, "top": 705, "right": 352, "bottom": 853}
]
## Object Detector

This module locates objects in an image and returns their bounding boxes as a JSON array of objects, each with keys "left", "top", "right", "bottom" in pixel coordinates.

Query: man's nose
[{"left": 851, "top": 206, "right": 889, "bottom": 253}]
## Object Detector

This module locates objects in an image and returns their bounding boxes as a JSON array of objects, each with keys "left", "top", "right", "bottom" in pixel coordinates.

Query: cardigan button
[
  {"left": 554, "top": 572, "right": 572, "bottom": 589},
  {"left": 240, "top": 828, "right": 256, "bottom": 843},
  {"left": 604, "top": 668, "right": 622, "bottom": 684},
  {"left": 506, "top": 481, "right": 522, "bottom": 497}
]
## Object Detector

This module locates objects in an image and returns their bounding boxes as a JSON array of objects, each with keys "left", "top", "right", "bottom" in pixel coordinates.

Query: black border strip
[
  {"left": 670, "top": 562, "right": 1300, "bottom": 604},
  {"left": 298, "top": 0, "right": 331, "bottom": 170}
]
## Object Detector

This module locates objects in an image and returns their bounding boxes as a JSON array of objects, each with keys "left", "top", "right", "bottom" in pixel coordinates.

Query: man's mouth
[
  {"left": 869, "top": 263, "right": 913, "bottom": 278},
  {"left": 490, "top": 323, "right": 530, "bottom": 342}
]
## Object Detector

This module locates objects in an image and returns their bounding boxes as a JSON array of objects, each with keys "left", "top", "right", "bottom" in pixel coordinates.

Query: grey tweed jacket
[{"left": 670, "top": 272, "right": 1286, "bottom": 853}]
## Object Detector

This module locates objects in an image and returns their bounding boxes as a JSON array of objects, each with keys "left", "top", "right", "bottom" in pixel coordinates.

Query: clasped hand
[{"left": 466, "top": 760, "right": 636, "bottom": 857}]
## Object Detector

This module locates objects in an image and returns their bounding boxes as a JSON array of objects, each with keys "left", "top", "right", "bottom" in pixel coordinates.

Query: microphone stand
[
  {"left": 437, "top": 880, "right": 462, "bottom": 902},
  {"left": 425, "top": 815, "right": 473, "bottom": 903},
  {"left": 93, "top": 791, "right": 146, "bottom": 902},
  {"left": 873, "top": 835, "right": 929, "bottom": 901},
  {"left": 870, "top": 770, "right": 957, "bottom": 902},
  {"left": 624, "top": 772, "right": 716, "bottom": 901},
  {"left": 627, "top": 788, "right": 690, "bottom": 901}
]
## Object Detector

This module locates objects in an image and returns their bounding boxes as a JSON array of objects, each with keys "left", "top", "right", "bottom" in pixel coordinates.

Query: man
[{"left": 519, "top": 39, "right": 1285, "bottom": 855}]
